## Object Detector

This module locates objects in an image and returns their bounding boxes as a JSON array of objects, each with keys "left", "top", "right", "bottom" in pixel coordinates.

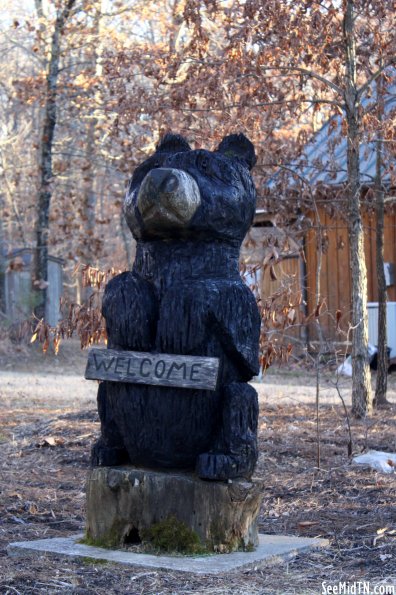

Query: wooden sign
[{"left": 85, "top": 348, "right": 219, "bottom": 391}]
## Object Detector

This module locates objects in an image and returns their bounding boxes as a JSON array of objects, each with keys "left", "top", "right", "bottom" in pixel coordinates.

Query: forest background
[{"left": 0, "top": 0, "right": 395, "bottom": 417}]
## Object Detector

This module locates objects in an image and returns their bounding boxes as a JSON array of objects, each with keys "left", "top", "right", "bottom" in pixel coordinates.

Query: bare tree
[
  {"left": 0, "top": 194, "right": 5, "bottom": 311},
  {"left": 343, "top": 0, "right": 372, "bottom": 417},
  {"left": 374, "top": 71, "right": 389, "bottom": 408},
  {"left": 33, "top": 0, "right": 76, "bottom": 319}
]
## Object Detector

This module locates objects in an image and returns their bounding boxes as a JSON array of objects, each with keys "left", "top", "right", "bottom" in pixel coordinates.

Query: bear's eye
[
  {"left": 154, "top": 160, "right": 160, "bottom": 167},
  {"left": 201, "top": 158, "right": 208, "bottom": 170}
]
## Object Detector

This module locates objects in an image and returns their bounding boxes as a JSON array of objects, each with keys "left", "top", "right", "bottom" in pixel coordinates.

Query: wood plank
[
  {"left": 335, "top": 217, "right": 351, "bottom": 328},
  {"left": 304, "top": 226, "right": 320, "bottom": 339},
  {"left": 321, "top": 210, "right": 329, "bottom": 312},
  {"left": 304, "top": 227, "right": 317, "bottom": 317},
  {"left": 85, "top": 348, "right": 219, "bottom": 391},
  {"left": 384, "top": 212, "right": 396, "bottom": 301},
  {"left": 324, "top": 212, "right": 338, "bottom": 316}
]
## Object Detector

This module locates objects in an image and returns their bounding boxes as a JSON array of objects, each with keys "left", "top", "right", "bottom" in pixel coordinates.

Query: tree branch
[
  {"left": 357, "top": 61, "right": 396, "bottom": 101},
  {"left": 60, "top": 0, "right": 77, "bottom": 28},
  {"left": 260, "top": 66, "right": 343, "bottom": 96},
  {"left": 174, "top": 59, "right": 344, "bottom": 95},
  {"left": 4, "top": 34, "right": 46, "bottom": 66},
  {"left": 169, "top": 98, "right": 344, "bottom": 112}
]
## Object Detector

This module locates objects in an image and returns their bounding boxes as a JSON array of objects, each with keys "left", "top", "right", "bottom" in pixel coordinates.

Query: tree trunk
[
  {"left": 86, "top": 466, "right": 263, "bottom": 552},
  {"left": 374, "top": 73, "right": 389, "bottom": 407},
  {"left": 79, "top": 118, "right": 97, "bottom": 303},
  {"left": 77, "top": 0, "right": 104, "bottom": 300},
  {"left": 344, "top": 0, "right": 372, "bottom": 417},
  {"left": 33, "top": 0, "right": 76, "bottom": 320},
  {"left": 0, "top": 196, "right": 6, "bottom": 312}
]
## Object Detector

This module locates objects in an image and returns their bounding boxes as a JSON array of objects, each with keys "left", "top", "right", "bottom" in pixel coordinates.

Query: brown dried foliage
[
  {"left": 31, "top": 260, "right": 301, "bottom": 371},
  {"left": 31, "top": 264, "right": 123, "bottom": 352},
  {"left": 241, "top": 263, "right": 302, "bottom": 373}
]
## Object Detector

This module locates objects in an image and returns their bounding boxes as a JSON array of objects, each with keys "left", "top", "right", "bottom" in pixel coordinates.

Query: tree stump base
[{"left": 85, "top": 466, "right": 263, "bottom": 553}]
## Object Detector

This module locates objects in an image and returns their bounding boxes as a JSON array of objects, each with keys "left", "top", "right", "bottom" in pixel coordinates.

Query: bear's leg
[
  {"left": 91, "top": 382, "right": 129, "bottom": 467},
  {"left": 196, "top": 382, "right": 259, "bottom": 480},
  {"left": 92, "top": 272, "right": 158, "bottom": 466}
]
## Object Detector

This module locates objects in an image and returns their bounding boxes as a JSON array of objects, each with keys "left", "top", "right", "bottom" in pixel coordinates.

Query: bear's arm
[
  {"left": 102, "top": 271, "right": 158, "bottom": 351},
  {"left": 210, "top": 281, "right": 261, "bottom": 379}
]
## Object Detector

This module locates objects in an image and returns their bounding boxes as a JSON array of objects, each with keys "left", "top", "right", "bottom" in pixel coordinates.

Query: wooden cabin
[
  {"left": 242, "top": 79, "right": 396, "bottom": 351},
  {"left": 242, "top": 207, "right": 396, "bottom": 353}
]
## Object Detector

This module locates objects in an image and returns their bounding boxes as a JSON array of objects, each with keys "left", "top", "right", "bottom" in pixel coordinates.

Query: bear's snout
[
  {"left": 136, "top": 168, "right": 201, "bottom": 233},
  {"left": 148, "top": 168, "right": 179, "bottom": 194}
]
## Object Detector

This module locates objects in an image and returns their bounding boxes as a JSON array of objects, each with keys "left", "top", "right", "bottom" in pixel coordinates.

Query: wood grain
[{"left": 85, "top": 347, "right": 219, "bottom": 391}]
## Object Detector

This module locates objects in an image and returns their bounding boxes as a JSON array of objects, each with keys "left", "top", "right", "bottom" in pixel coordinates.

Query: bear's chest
[{"left": 155, "top": 280, "right": 215, "bottom": 355}]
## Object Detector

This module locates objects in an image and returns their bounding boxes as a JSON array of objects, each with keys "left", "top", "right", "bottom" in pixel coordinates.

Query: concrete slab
[{"left": 7, "top": 533, "right": 329, "bottom": 575}]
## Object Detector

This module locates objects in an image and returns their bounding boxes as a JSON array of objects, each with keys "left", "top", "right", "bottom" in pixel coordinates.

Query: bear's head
[{"left": 124, "top": 133, "right": 257, "bottom": 245}]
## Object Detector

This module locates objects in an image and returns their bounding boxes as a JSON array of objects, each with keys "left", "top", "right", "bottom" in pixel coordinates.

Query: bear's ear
[
  {"left": 156, "top": 133, "right": 191, "bottom": 154},
  {"left": 216, "top": 133, "right": 257, "bottom": 170}
]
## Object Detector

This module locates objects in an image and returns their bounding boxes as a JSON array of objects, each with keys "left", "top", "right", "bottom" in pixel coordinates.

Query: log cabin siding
[{"left": 242, "top": 208, "right": 396, "bottom": 339}]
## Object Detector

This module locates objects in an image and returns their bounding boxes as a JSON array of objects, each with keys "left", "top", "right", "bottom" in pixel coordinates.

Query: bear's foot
[
  {"left": 196, "top": 383, "right": 259, "bottom": 481},
  {"left": 91, "top": 439, "right": 129, "bottom": 467},
  {"left": 196, "top": 452, "right": 256, "bottom": 481}
]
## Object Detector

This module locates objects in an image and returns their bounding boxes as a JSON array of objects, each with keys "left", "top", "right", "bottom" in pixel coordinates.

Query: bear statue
[{"left": 91, "top": 133, "right": 261, "bottom": 481}]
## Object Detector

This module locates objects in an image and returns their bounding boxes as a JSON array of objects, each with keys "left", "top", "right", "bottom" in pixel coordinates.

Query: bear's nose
[
  {"left": 149, "top": 168, "right": 179, "bottom": 194},
  {"left": 135, "top": 167, "right": 201, "bottom": 234}
]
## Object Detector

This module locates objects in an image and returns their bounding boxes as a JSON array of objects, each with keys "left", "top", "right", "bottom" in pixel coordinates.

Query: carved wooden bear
[{"left": 92, "top": 133, "right": 261, "bottom": 480}]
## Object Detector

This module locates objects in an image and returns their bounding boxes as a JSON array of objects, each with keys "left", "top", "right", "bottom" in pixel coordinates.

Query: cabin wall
[
  {"left": 304, "top": 208, "right": 396, "bottom": 338},
  {"left": 260, "top": 257, "right": 301, "bottom": 303},
  {"left": 241, "top": 225, "right": 304, "bottom": 340},
  {"left": 243, "top": 208, "right": 396, "bottom": 342}
]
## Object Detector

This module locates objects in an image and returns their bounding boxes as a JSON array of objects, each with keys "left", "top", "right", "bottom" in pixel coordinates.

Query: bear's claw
[{"left": 196, "top": 452, "right": 255, "bottom": 481}]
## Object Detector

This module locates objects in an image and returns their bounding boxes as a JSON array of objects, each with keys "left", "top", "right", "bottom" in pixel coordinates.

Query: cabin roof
[{"left": 267, "top": 76, "right": 396, "bottom": 189}]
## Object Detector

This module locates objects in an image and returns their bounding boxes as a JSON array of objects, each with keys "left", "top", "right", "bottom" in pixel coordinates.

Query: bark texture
[
  {"left": 33, "top": 0, "right": 76, "bottom": 319},
  {"left": 344, "top": 0, "right": 372, "bottom": 417},
  {"left": 373, "top": 72, "right": 389, "bottom": 406},
  {"left": 0, "top": 197, "right": 5, "bottom": 311},
  {"left": 86, "top": 466, "right": 263, "bottom": 552}
]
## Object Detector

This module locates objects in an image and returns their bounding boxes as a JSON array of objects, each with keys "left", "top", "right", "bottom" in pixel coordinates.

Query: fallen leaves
[
  {"left": 373, "top": 527, "right": 396, "bottom": 547},
  {"left": 35, "top": 436, "right": 65, "bottom": 448},
  {"left": 298, "top": 520, "right": 320, "bottom": 528}
]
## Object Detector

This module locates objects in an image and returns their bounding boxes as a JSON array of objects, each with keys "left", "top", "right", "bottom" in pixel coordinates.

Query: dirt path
[
  {"left": 3, "top": 339, "right": 396, "bottom": 407},
  {"left": 2, "top": 368, "right": 396, "bottom": 414}
]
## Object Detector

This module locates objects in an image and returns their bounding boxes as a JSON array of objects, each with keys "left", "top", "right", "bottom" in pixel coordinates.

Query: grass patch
[
  {"left": 78, "top": 531, "right": 119, "bottom": 549},
  {"left": 141, "top": 516, "right": 207, "bottom": 555}
]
